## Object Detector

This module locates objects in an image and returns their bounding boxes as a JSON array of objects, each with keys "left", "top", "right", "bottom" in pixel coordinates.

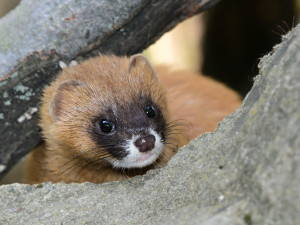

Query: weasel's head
[{"left": 43, "top": 54, "right": 169, "bottom": 169}]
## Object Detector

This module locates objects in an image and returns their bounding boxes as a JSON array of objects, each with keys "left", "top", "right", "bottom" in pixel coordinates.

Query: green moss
[
  {"left": 36, "top": 184, "right": 43, "bottom": 188},
  {"left": 244, "top": 213, "right": 252, "bottom": 225}
]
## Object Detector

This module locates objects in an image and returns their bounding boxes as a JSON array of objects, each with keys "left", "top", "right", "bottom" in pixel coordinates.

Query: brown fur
[
  {"left": 26, "top": 54, "right": 241, "bottom": 184},
  {"left": 157, "top": 66, "right": 241, "bottom": 139}
]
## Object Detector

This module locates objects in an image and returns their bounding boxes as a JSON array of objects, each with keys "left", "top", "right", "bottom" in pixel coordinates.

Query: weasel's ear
[
  {"left": 50, "top": 80, "right": 85, "bottom": 122},
  {"left": 128, "top": 54, "right": 157, "bottom": 79}
]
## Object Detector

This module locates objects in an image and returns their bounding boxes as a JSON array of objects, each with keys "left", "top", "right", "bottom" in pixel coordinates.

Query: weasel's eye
[
  {"left": 99, "top": 120, "right": 114, "bottom": 133},
  {"left": 145, "top": 105, "right": 156, "bottom": 118}
]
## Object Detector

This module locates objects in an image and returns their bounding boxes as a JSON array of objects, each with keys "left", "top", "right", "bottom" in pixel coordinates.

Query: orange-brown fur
[
  {"left": 26, "top": 55, "right": 241, "bottom": 184},
  {"left": 157, "top": 66, "right": 241, "bottom": 139}
]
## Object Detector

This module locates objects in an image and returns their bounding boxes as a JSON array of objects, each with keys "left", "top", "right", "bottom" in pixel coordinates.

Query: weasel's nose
[{"left": 134, "top": 134, "right": 156, "bottom": 152}]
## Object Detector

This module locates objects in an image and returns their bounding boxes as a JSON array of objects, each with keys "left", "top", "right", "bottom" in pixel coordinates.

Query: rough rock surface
[{"left": 1, "top": 24, "right": 300, "bottom": 225}]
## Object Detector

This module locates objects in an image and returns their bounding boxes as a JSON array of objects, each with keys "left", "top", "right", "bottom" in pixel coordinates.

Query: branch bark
[{"left": 0, "top": 0, "right": 220, "bottom": 179}]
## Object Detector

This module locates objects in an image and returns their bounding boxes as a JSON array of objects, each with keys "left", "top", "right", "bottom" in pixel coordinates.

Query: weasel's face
[
  {"left": 46, "top": 54, "right": 169, "bottom": 169},
  {"left": 90, "top": 100, "right": 166, "bottom": 168}
]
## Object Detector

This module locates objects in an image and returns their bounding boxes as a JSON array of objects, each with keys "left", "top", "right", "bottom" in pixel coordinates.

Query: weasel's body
[{"left": 26, "top": 54, "right": 240, "bottom": 184}]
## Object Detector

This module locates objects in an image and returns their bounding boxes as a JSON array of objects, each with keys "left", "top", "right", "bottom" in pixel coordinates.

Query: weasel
[{"left": 26, "top": 54, "right": 241, "bottom": 184}]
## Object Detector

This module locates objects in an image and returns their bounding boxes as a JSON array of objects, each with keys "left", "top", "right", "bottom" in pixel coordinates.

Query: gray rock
[{"left": 1, "top": 22, "right": 300, "bottom": 225}]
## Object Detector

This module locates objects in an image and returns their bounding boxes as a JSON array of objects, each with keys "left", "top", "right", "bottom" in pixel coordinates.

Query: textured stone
[{"left": 0, "top": 21, "right": 300, "bottom": 225}]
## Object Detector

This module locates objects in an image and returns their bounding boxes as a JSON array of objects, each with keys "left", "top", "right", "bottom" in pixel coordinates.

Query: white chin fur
[{"left": 109, "top": 129, "right": 164, "bottom": 169}]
